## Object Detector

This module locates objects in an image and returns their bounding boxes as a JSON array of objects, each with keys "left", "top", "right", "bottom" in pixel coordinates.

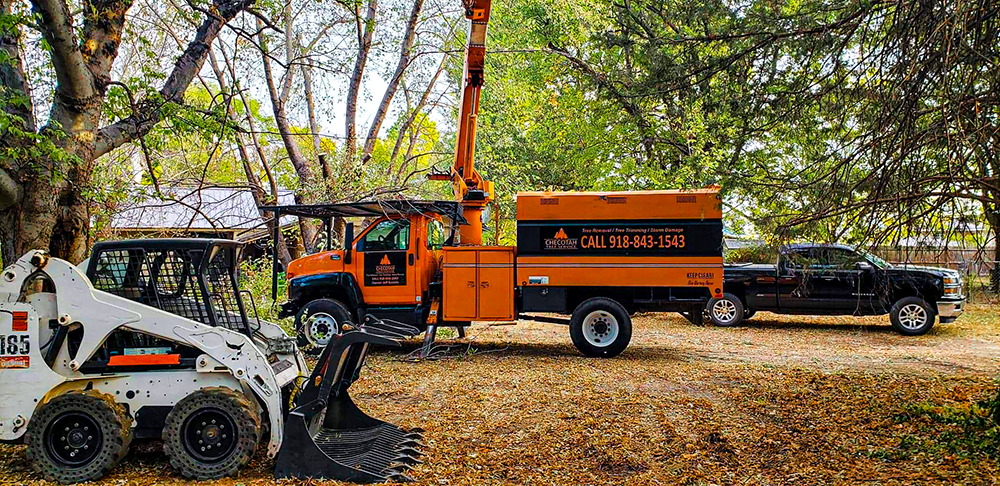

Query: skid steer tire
[
  {"left": 295, "top": 298, "right": 352, "bottom": 348},
  {"left": 25, "top": 390, "right": 133, "bottom": 485},
  {"left": 569, "top": 297, "right": 632, "bottom": 358},
  {"left": 162, "top": 387, "right": 261, "bottom": 480}
]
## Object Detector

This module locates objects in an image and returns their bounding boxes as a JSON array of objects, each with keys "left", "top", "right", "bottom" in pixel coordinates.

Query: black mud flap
[{"left": 275, "top": 330, "right": 425, "bottom": 483}]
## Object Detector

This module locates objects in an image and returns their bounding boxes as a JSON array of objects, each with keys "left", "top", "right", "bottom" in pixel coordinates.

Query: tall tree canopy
[{"left": 479, "top": 0, "right": 998, "bottom": 250}]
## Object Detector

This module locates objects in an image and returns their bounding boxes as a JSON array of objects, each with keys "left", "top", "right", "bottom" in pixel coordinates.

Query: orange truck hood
[{"left": 286, "top": 250, "right": 346, "bottom": 280}]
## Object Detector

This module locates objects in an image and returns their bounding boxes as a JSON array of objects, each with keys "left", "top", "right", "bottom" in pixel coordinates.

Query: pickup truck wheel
[
  {"left": 295, "top": 298, "right": 352, "bottom": 348},
  {"left": 706, "top": 293, "right": 745, "bottom": 327},
  {"left": 569, "top": 297, "right": 632, "bottom": 358},
  {"left": 890, "top": 297, "right": 936, "bottom": 336}
]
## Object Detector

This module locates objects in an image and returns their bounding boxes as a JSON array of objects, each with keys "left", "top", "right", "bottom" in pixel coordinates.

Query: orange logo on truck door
[{"left": 380, "top": 255, "right": 391, "bottom": 265}]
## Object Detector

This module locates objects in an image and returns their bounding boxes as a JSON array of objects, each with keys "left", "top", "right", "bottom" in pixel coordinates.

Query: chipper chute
[{"left": 275, "top": 328, "right": 425, "bottom": 482}]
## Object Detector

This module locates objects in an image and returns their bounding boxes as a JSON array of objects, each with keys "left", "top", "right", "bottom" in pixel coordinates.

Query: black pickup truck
[{"left": 710, "top": 244, "right": 966, "bottom": 335}]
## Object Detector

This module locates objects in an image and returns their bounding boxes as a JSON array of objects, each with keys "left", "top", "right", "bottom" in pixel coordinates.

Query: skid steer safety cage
[{"left": 88, "top": 239, "right": 252, "bottom": 336}]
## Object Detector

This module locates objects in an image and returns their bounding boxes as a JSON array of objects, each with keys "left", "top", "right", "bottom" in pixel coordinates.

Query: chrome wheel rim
[
  {"left": 306, "top": 312, "right": 336, "bottom": 346},
  {"left": 898, "top": 303, "right": 928, "bottom": 330},
  {"left": 583, "top": 310, "right": 619, "bottom": 347},
  {"left": 712, "top": 299, "right": 738, "bottom": 324}
]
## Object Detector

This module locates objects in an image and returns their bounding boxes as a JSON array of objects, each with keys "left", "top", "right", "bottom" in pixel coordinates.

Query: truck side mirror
[
  {"left": 856, "top": 261, "right": 872, "bottom": 271},
  {"left": 344, "top": 222, "right": 354, "bottom": 264}
]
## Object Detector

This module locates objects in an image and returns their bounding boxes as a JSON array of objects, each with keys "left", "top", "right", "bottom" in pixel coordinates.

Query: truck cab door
[
  {"left": 354, "top": 217, "right": 420, "bottom": 305},
  {"left": 810, "top": 247, "right": 869, "bottom": 313},
  {"left": 776, "top": 248, "right": 812, "bottom": 310}
]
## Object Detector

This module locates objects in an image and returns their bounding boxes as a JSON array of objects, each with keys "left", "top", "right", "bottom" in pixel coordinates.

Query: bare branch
[{"left": 93, "top": 0, "right": 255, "bottom": 158}]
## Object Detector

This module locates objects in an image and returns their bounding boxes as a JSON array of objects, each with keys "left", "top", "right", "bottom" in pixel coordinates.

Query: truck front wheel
[
  {"left": 890, "top": 297, "right": 936, "bottom": 336},
  {"left": 706, "top": 293, "right": 745, "bottom": 327},
  {"left": 295, "top": 298, "right": 352, "bottom": 348},
  {"left": 569, "top": 297, "right": 632, "bottom": 358}
]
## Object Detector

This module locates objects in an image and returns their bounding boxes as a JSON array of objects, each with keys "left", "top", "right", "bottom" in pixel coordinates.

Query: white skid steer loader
[{"left": 0, "top": 239, "right": 424, "bottom": 484}]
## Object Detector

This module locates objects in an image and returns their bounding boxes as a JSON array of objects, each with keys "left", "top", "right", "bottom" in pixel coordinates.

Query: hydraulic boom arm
[{"left": 431, "top": 0, "right": 494, "bottom": 245}]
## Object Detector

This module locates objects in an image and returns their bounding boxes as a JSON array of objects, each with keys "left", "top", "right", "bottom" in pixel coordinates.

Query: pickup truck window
[
  {"left": 859, "top": 249, "right": 890, "bottom": 269},
  {"left": 783, "top": 247, "right": 865, "bottom": 271},
  {"left": 783, "top": 249, "right": 816, "bottom": 270},
  {"left": 812, "top": 248, "right": 861, "bottom": 270}
]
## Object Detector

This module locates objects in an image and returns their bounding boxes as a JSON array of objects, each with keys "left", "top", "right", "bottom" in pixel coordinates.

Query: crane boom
[{"left": 431, "top": 0, "right": 494, "bottom": 245}]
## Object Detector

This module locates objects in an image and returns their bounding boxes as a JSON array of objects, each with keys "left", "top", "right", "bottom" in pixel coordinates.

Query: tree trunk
[
  {"left": 302, "top": 62, "right": 331, "bottom": 184},
  {"left": 209, "top": 47, "right": 291, "bottom": 266},
  {"left": 0, "top": 0, "right": 253, "bottom": 264},
  {"left": 344, "top": 0, "right": 377, "bottom": 164},
  {"left": 361, "top": 0, "right": 423, "bottom": 162},
  {"left": 257, "top": 18, "right": 318, "bottom": 251}
]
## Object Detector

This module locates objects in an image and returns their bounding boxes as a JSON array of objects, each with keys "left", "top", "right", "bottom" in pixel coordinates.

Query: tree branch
[
  {"left": 30, "top": 0, "right": 96, "bottom": 106},
  {"left": 92, "top": 0, "right": 254, "bottom": 158}
]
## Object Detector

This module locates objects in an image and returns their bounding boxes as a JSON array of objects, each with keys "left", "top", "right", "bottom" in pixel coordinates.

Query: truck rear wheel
[
  {"left": 162, "top": 387, "right": 262, "bottom": 480},
  {"left": 26, "top": 390, "right": 133, "bottom": 485},
  {"left": 295, "top": 298, "right": 351, "bottom": 348},
  {"left": 569, "top": 297, "right": 632, "bottom": 358},
  {"left": 707, "top": 293, "right": 745, "bottom": 327},
  {"left": 890, "top": 297, "right": 936, "bottom": 336}
]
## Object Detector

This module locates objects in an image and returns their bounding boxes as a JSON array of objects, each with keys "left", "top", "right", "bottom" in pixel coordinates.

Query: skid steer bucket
[{"left": 275, "top": 329, "right": 425, "bottom": 482}]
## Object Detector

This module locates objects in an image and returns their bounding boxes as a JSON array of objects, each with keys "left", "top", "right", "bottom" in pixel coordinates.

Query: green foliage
[
  {"left": 895, "top": 387, "right": 1000, "bottom": 460},
  {"left": 238, "top": 257, "right": 291, "bottom": 328},
  {"left": 478, "top": 0, "right": 1000, "bottom": 247}
]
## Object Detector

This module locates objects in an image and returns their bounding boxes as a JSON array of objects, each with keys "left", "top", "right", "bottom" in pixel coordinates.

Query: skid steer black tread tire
[
  {"left": 295, "top": 298, "right": 352, "bottom": 348},
  {"left": 889, "top": 297, "right": 936, "bottom": 336},
  {"left": 26, "top": 390, "right": 132, "bottom": 485},
  {"left": 706, "top": 293, "right": 745, "bottom": 327},
  {"left": 569, "top": 297, "right": 632, "bottom": 358},
  {"left": 162, "top": 387, "right": 261, "bottom": 480}
]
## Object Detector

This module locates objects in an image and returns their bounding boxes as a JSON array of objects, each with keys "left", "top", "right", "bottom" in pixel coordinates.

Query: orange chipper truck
[{"left": 262, "top": 0, "right": 723, "bottom": 358}]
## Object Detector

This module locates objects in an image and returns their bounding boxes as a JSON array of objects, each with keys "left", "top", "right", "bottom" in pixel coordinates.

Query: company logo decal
[
  {"left": 544, "top": 228, "right": 579, "bottom": 250},
  {"left": 365, "top": 252, "right": 407, "bottom": 286},
  {"left": 0, "top": 356, "right": 29, "bottom": 368}
]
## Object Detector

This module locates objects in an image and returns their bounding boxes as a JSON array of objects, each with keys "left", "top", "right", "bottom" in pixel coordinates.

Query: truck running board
[{"left": 275, "top": 330, "right": 425, "bottom": 483}]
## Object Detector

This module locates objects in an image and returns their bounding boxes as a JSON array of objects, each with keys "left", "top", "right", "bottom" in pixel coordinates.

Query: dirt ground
[{"left": 3, "top": 306, "right": 1000, "bottom": 485}]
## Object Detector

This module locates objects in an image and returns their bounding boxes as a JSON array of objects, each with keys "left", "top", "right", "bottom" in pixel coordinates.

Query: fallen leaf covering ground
[{"left": 3, "top": 306, "right": 1000, "bottom": 485}]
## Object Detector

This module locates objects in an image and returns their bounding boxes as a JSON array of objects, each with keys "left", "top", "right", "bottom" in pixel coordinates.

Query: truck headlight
[
  {"left": 944, "top": 276, "right": 960, "bottom": 286},
  {"left": 944, "top": 286, "right": 960, "bottom": 295}
]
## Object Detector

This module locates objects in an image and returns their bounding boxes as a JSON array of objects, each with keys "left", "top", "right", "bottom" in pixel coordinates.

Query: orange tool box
[{"left": 442, "top": 246, "right": 515, "bottom": 321}]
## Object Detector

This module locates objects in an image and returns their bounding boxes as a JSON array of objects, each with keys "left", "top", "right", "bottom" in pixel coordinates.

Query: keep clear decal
[{"left": 365, "top": 252, "right": 407, "bottom": 286}]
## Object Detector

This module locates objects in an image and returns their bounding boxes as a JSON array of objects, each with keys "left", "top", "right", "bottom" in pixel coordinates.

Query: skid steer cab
[{"left": 0, "top": 239, "right": 424, "bottom": 484}]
